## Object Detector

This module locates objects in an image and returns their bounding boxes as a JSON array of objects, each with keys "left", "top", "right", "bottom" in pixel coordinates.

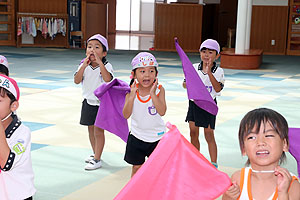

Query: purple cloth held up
[
  {"left": 94, "top": 79, "right": 131, "bottom": 142},
  {"left": 174, "top": 38, "right": 218, "bottom": 115},
  {"left": 288, "top": 128, "right": 300, "bottom": 177}
]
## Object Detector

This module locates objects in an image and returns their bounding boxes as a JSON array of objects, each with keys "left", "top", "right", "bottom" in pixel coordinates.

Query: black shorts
[
  {"left": 185, "top": 99, "right": 217, "bottom": 129},
  {"left": 79, "top": 99, "right": 99, "bottom": 126},
  {"left": 124, "top": 134, "right": 159, "bottom": 165}
]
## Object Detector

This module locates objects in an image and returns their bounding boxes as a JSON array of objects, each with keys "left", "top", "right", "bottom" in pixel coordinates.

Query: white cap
[{"left": 0, "top": 55, "right": 9, "bottom": 71}]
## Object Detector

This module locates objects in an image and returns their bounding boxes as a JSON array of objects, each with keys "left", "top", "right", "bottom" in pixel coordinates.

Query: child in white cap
[
  {"left": 182, "top": 39, "right": 225, "bottom": 168},
  {"left": 0, "top": 55, "right": 10, "bottom": 76},
  {"left": 123, "top": 52, "right": 167, "bottom": 177},
  {"left": 74, "top": 34, "right": 114, "bottom": 170},
  {"left": 0, "top": 74, "right": 36, "bottom": 200}
]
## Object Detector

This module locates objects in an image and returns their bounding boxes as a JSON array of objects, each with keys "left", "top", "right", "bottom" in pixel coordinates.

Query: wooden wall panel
[
  {"left": 250, "top": 6, "right": 289, "bottom": 55},
  {"left": 154, "top": 3, "right": 203, "bottom": 52},
  {"left": 18, "top": 0, "right": 67, "bottom": 14},
  {"left": 86, "top": 3, "right": 107, "bottom": 39}
]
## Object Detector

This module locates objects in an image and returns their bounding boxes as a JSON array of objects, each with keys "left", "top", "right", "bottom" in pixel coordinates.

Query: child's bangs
[
  {"left": 0, "top": 87, "right": 16, "bottom": 102},
  {"left": 0, "top": 87, "right": 6, "bottom": 98}
]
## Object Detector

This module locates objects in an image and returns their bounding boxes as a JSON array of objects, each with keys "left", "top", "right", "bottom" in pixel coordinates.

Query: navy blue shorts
[
  {"left": 80, "top": 99, "right": 99, "bottom": 126},
  {"left": 124, "top": 134, "right": 159, "bottom": 165},
  {"left": 185, "top": 99, "right": 217, "bottom": 129}
]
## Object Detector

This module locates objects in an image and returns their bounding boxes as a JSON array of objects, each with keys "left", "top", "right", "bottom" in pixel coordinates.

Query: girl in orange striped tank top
[{"left": 223, "top": 108, "right": 300, "bottom": 200}]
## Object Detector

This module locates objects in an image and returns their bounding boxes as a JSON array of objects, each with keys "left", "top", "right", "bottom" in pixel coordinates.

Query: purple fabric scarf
[
  {"left": 289, "top": 128, "right": 300, "bottom": 177},
  {"left": 94, "top": 79, "right": 131, "bottom": 142},
  {"left": 174, "top": 38, "right": 218, "bottom": 115}
]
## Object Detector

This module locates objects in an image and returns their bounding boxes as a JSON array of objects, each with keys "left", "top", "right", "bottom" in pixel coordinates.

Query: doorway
[
  {"left": 115, "top": 0, "right": 155, "bottom": 50},
  {"left": 217, "top": 0, "right": 238, "bottom": 48}
]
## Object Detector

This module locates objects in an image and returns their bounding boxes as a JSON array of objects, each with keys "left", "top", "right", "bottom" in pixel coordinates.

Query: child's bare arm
[
  {"left": 222, "top": 171, "right": 241, "bottom": 200},
  {"left": 74, "top": 56, "right": 90, "bottom": 84},
  {"left": 207, "top": 70, "right": 222, "bottom": 93},
  {"left": 99, "top": 63, "right": 113, "bottom": 82},
  {"left": 275, "top": 166, "right": 300, "bottom": 200},
  {"left": 94, "top": 54, "right": 112, "bottom": 82},
  {"left": 182, "top": 79, "right": 186, "bottom": 89},
  {"left": 288, "top": 178, "right": 300, "bottom": 200},
  {"left": 123, "top": 81, "right": 138, "bottom": 119},
  {"left": 150, "top": 81, "right": 167, "bottom": 116},
  {"left": 0, "top": 122, "right": 10, "bottom": 168}
]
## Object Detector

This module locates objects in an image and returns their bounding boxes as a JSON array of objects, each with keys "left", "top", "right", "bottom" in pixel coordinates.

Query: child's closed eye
[{"left": 265, "top": 134, "right": 275, "bottom": 138}]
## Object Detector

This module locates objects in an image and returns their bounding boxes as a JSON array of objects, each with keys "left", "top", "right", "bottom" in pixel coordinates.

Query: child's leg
[
  {"left": 88, "top": 125, "right": 95, "bottom": 153},
  {"left": 189, "top": 121, "right": 200, "bottom": 150},
  {"left": 131, "top": 165, "right": 142, "bottom": 177},
  {"left": 93, "top": 126, "right": 105, "bottom": 160},
  {"left": 204, "top": 127, "right": 217, "bottom": 163}
]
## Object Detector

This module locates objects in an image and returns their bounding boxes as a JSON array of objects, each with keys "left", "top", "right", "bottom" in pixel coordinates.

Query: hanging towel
[
  {"left": 31, "top": 18, "right": 37, "bottom": 37},
  {"left": 42, "top": 18, "right": 48, "bottom": 39},
  {"left": 17, "top": 18, "right": 22, "bottom": 36},
  {"left": 114, "top": 122, "right": 231, "bottom": 200},
  {"left": 25, "top": 17, "right": 30, "bottom": 34},
  {"left": 38, "top": 18, "right": 43, "bottom": 32},
  {"left": 175, "top": 38, "right": 218, "bottom": 115},
  {"left": 53, "top": 18, "right": 58, "bottom": 36},
  {"left": 48, "top": 18, "right": 52, "bottom": 38},
  {"left": 94, "top": 79, "right": 131, "bottom": 142},
  {"left": 62, "top": 19, "right": 66, "bottom": 36}
]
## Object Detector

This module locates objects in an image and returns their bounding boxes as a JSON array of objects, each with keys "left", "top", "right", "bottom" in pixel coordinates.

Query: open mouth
[
  {"left": 143, "top": 80, "right": 151, "bottom": 85},
  {"left": 256, "top": 150, "right": 269, "bottom": 156}
]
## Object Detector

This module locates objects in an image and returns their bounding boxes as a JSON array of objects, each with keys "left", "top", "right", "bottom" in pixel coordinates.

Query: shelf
[
  {"left": 0, "top": 0, "right": 15, "bottom": 46},
  {"left": 16, "top": 12, "right": 68, "bottom": 48},
  {"left": 287, "top": 0, "right": 300, "bottom": 55},
  {"left": 0, "top": 2, "right": 12, "bottom": 5},
  {"left": 290, "top": 41, "right": 300, "bottom": 44}
]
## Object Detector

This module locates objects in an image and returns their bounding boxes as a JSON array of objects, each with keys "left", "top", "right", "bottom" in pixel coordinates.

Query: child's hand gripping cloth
[
  {"left": 175, "top": 38, "right": 218, "bottom": 115},
  {"left": 94, "top": 78, "right": 131, "bottom": 142},
  {"left": 114, "top": 122, "right": 231, "bottom": 200},
  {"left": 289, "top": 128, "right": 300, "bottom": 177}
]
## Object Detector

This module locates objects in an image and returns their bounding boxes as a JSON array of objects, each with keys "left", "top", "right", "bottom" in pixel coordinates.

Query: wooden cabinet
[
  {"left": 287, "top": 0, "right": 300, "bottom": 55},
  {"left": 154, "top": 3, "right": 203, "bottom": 52},
  {"left": 0, "top": 0, "right": 15, "bottom": 46}
]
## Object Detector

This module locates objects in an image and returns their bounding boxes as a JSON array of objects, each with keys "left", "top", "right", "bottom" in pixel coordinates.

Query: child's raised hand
[
  {"left": 275, "top": 166, "right": 292, "bottom": 194},
  {"left": 223, "top": 181, "right": 240, "bottom": 200},
  {"left": 130, "top": 80, "right": 138, "bottom": 97},
  {"left": 150, "top": 78, "right": 158, "bottom": 96},
  {"left": 207, "top": 58, "right": 213, "bottom": 71},
  {"left": 93, "top": 52, "right": 103, "bottom": 66},
  {"left": 83, "top": 53, "right": 91, "bottom": 66}
]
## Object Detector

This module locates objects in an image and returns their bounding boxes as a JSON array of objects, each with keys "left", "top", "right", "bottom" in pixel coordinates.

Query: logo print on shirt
[
  {"left": 13, "top": 143, "right": 26, "bottom": 155},
  {"left": 148, "top": 105, "right": 157, "bottom": 115},
  {"left": 206, "top": 86, "right": 212, "bottom": 93}
]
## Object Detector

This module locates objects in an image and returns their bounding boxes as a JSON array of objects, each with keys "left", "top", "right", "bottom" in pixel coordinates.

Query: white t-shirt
[
  {"left": 76, "top": 62, "right": 113, "bottom": 106},
  {"left": 0, "top": 115, "right": 36, "bottom": 200},
  {"left": 193, "top": 62, "right": 225, "bottom": 99},
  {"left": 130, "top": 85, "right": 166, "bottom": 143}
]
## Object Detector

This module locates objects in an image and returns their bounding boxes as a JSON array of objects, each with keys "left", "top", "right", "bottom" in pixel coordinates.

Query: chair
[{"left": 70, "top": 31, "right": 84, "bottom": 48}]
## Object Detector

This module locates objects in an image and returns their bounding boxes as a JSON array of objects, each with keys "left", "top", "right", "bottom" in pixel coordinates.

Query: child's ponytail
[
  {"left": 129, "top": 69, "right": 137, "bottom": 86},
  {"left": 129, "top": 76, "right": 135, "bottom": 86}
]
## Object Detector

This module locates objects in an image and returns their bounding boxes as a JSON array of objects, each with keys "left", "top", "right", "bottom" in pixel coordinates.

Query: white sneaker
[
  {"left": 85, "top": 154, "right": 94, "bottom": 163},
  {"left": 85, "top": 159, "right": 102, "bottom": 170}
]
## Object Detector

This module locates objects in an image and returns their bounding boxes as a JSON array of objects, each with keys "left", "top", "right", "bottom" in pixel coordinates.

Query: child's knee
[{"left": 94, "top": 127, "right": 104, "bottom": 137}]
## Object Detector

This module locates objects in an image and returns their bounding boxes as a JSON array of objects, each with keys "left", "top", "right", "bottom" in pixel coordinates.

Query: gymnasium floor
[{"left": 1, "top": 46, "right": 300, "bottom": 199}]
